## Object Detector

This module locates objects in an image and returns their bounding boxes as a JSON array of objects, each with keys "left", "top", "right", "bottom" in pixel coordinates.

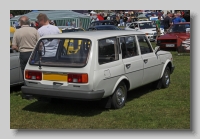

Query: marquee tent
[{"left": 10, "top": 10, "right": 91, "bottom": 29}]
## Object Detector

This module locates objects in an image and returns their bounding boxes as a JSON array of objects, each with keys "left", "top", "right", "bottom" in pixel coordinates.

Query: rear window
[{"left": 29, "top": 38, "right": 92, "bottom": 67}]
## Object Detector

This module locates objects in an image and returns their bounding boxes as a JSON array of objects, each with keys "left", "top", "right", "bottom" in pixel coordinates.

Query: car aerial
[
  {"left": 21, "top": 30, "right": 175, "bottom": 109},
  {"left": 57, "top": 26, "right": 85, "bottom": 33},
  {"left": 87, "top": 25, "right": 121, "bottom": 31},
  {"left": 10, "top": 33, "right": 24, "bottom": 86},
  {"left": 157, "top": 22, "right": 190, "bottom": 53},
  {"left": 90, "top": 20, "right": 115, "bottom": 27},
  {"left": 125, "top": 21, "right": 164, "bottom": 41}
]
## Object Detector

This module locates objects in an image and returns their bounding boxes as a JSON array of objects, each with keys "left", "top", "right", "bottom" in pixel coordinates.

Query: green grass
[{"left": 10, "top": 42, "right": 190, "bottom": 129}]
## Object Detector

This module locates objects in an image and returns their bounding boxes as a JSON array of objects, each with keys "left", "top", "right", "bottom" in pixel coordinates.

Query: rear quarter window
[{"left": 98, "top": 37, "right": 119, "bottom": 65}]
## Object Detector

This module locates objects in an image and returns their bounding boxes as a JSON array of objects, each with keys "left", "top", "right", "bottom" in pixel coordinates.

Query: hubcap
[
  {"left": 165, "top": 70, "right": 170, "bottom": 85},
  {"left": 116, "top": 86, "right": 125, "bottom": 106}
]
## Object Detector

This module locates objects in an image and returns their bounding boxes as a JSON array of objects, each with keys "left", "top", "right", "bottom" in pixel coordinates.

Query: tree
[{"left": 10, "top": 10, "right": 31, "bottom": 16}]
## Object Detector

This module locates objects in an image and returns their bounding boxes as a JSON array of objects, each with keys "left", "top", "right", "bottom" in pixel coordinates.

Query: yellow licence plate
[{"left": 43, "top": 73, "right": 68, "bottom": 82}]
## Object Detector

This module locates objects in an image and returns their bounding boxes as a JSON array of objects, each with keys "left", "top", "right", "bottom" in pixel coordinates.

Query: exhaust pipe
[{"left": 22, "top": 94, "right": 34, "bottom": 100}]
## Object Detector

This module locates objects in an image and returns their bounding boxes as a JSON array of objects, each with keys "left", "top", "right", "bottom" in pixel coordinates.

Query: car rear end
[
  {"left": 21, "top": 36, "right": 105, "bottom": 101},
  {"left": 157, "top": 39, "right": 177, "bottom": 51}
]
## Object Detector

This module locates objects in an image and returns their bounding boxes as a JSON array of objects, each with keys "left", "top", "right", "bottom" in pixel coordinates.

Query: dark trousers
[{"left": 19, "top": 51, "right": 32, "bottom": 79}]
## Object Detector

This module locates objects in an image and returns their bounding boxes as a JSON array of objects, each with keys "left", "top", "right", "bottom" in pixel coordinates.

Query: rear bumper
[
  {"left": 21, "top": 86, "right": 105, "bottom": 100},
  {"left": 171, "top": 66, "right": 175, "bottom": 74}
]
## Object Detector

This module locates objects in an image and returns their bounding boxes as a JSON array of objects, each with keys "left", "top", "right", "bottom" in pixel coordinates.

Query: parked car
[
  {"left": 125, "top": 21, "right": 164, "bottom": 41},
  {"left": 90, "top": 20, "right": 115, "bottom": 27},
  {"left": 106, "top": 14, "right": 119, "bottom": 25},
  {"left": 146, "top": 12, "right": 163, "bottom": 18},
  {"left": 57, "top": 26, "right": 85, "bottom": 33},
  {"left": 21, "top": 30, "right": 175, "bottom": 109},
  {"left": 87, "top": 25, "right": 121, "bottom": 31},
  {"left": 10, "top": 33, "right": 24, "bottom": 86},
  {"left": 157, "top": 22, "right": 190, "bottom": 53},
  {"left": 130, "top": 17, "right": 139, "bottom": 22}
]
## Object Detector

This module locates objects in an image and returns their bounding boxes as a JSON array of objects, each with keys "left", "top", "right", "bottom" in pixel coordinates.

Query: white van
[{"left": 22, "top": 30, "right": 175, "bottom": 109}]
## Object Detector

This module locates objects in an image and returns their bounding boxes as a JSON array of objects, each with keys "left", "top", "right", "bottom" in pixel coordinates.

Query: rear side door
[
  {"left": 94, "top": 37, "right": 124, "bottom": 96},
  {"left": 136, "top": 35, "right": 162, "bottom": 85},
  {"left": 119, "top": 35, "right": 143, "bottom": 90}
]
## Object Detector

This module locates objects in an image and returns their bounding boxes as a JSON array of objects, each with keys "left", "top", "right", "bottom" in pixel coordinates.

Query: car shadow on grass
[
  {"left": 22, "top": 98, "right": 109, "bottom": 117},
  {"left": 21, "top": 83, "right": 158, "bottom": 117},
  {"left": 10, "top": 85, "right": 22, "bottom": 94},
  {"left": 126, "top": 83, "right": 156, "bottom": 102}
]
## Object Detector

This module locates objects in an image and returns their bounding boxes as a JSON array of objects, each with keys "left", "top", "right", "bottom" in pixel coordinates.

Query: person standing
[
  {"left": 123, "top": 15, "right": 128, "bottom": 26},
  {"left": 163, "top": 12, "right": 172, "bottom": 33},
  {"left": 183, "top": 11, "right": 190, "bottom": 22},
  {"left": 120, "top": 16, "right": 123, "bottom": 26},
  {"left": 172, "top": 14, "right": 181, "bottom": 24},
  {"left": 36, "top": 13, "right": 61, "bottom": 57},
  {"left": 155, "top": 16, "right": 161, "bottom": 42},
  {"left": 12, "top": 16, "right": 40, "bottom": 78},
  {"left": 180, "top": 15, "right": 186, "bottom": 22}
]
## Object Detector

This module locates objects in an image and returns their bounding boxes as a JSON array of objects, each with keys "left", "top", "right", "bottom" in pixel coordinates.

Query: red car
[{"left": 157, "top": 22, "right": 190, "bottom": 53}]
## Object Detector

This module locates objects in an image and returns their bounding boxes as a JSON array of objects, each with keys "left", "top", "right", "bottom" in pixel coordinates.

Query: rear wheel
[{"left": 111, "top": 82, "right": 127, "bottom": 109}]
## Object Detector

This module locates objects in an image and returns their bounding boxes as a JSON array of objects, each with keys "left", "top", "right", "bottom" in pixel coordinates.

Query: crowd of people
[{"left": 89, "top": 10, "right": 190, "bottom": 26}]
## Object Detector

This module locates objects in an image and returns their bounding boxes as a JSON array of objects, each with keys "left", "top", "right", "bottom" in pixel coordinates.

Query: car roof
[
  {"left": 93, "top": 25, "right": 117, "bottom": 28},
  {"left": 132, "top": 21, "right": 152, "bottom": 23},
  {"left": 40, "top": 30, "right": 145, "bottom": 40},
  {"left": 57, "top": 26, "right": 82, "bottom": 29},
  {"left": 92, "top": 20, "right": 114, "bottom": 23}
]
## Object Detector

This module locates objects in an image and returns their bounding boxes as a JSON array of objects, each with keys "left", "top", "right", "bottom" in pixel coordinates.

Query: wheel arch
[
  {"left": 160, "top": 60, "right": 172, "bottom": 78},
  {"left": 111, "top": 76, "right": 130, "bottom": 94}
]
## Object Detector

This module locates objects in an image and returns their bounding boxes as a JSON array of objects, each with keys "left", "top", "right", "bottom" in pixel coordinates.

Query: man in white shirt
[{"left": 37, "top": 13, "right": 61, "bottom": 57}]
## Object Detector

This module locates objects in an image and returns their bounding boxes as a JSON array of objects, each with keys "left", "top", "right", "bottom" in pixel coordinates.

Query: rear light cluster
[
  {"left": 68, "top": 74, "right": 88, "bottom": 83},
  {"left": 25, "top": 70, "right": 42, "bottom": 80},
  {"left": 25, "top": 70, "right": 88, "bottom": 83}
]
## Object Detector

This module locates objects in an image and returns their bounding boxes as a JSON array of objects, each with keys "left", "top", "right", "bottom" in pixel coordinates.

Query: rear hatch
[{"left": 25, "top": 37, "right": 93, "bottom": 91}]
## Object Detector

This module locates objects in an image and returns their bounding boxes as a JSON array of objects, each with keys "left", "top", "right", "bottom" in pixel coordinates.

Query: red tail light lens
[
  {"left": 25, "top": 70, "right": 42, "bottom": 80},
  {"left": 68, "top": 74, "right": 88, "bottom": 83}
]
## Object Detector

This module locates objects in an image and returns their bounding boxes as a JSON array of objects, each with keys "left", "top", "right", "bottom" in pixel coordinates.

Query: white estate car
[
  {"left": 125, "top": 21, "right": 164, "bottom": 41},
  {"left": 21, "top": 30, "right": 175, "bottom": 109}
]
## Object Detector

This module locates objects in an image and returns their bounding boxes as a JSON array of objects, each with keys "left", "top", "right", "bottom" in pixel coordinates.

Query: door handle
[
  {"left": 144, "top": 59, "right": 148, "bottom": 63},
  {"left": 126, "top": 64, "right": 131, "bottom": 69}
]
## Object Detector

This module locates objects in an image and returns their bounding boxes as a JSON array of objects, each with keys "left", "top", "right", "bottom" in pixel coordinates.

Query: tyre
[
  {"left": 111, "top": 82, "right": 127, "bottom": 109},
  {"left": 153, "top": 66, "right": 171, "bottom": 89},
  {"left": 161, "top": 66, "right": 170, "bottom": 88}
]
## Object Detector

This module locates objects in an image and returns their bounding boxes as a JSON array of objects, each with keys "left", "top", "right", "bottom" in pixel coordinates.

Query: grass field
[{"left": 10, "top": 42, "right": 190, "bottom": 129}]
